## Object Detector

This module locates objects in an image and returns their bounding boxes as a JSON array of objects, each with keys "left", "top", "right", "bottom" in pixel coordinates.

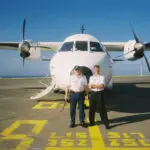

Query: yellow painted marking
[
  {"left": 50, "top": 132, "right": 63, "bottom": 138},
  {"left": 77, "top": 139, "right": 88, "bottom": 147},
  {"left": 60, "top": 139, "right": 75, "bottom": 147},
  {"left": 108, "top": 139, "right": 120, "bottom": 147},
  {"left": 66, "top": 132, "right": 72, "bottom": 138},
  {"left": 0, "top": 120, "right": 47, "bottom": 150},
  {"left": 33, "top": 100, "right": 88, "bottom": 110},
  {"left": 48, "top": 139, "right": 58, "bottom": 147},
  {"left": 122, "top": 133, "right": 131, "bottom": 138},
  {"left": 89, "top": 125, "right": 105, "bottom": 149},
  {"left": 130, "top": 132, "right": 145, "bottom": 138},
  {"left": 107, "top": 132, "right": 121, "bottom": 139},
  {"left": 122, "top": 139, "right": 139, "bottom": 147},
  {"left": 76, "top": 132, "right": 88, "bottom": 139},
  {"left": 32, "top": 102, "right": 58, "bottom": 109},
  {"left": 139, "top": 139, "right": 150, "bottom": 146}
]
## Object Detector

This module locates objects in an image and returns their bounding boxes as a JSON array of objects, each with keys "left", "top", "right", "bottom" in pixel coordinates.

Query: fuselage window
[
  {"left": 90, "top": 42, "right": 104, "bottom": 52},
  {"left": 60, "top": 42, "right": 73, "bottom": 51},
  {"left": 75, "top": 41, "right": 87, "bottom": 51}
]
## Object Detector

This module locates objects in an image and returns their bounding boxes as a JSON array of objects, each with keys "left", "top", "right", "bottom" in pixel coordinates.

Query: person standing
[
  {"left": 88, "top": 65, "right": 109, "bottom": 129},
  {"left": 65, "top": 66, "right": 88, "bottom": 128}
]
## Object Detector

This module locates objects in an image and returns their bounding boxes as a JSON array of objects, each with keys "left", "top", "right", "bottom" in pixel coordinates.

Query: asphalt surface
[{"left": 0, "top": 76, "right": 150, "bottom": 150}]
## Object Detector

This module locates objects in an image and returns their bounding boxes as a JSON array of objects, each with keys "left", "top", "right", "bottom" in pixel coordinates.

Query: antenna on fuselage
[{"left": 81, "top": 24, "right": 86, "bottom": 34}]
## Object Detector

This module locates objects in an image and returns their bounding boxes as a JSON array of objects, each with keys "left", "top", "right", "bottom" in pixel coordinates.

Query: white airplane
[{"left": 0, "top": 20, "right": 150, "bottom": 100}]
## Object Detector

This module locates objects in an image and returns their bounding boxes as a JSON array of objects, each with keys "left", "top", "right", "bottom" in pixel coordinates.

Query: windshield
[
  {"left": 60, "top": 42, "right": 73, "bottom": 51},
  {"left": 90, "top": 42, "right": 104, "bottom": 52},
  {"left": 75, "top": 41, "right": 88, "bottom": 51}
]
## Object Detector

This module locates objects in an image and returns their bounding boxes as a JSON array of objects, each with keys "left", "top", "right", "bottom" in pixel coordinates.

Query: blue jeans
[{"left": 70, "top": 92, "right": 85, "bottom": 124}]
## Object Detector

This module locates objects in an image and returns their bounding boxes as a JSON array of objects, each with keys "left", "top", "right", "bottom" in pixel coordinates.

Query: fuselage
[{"left": 50, "top": 34, "right": 113, "bottom": 90}]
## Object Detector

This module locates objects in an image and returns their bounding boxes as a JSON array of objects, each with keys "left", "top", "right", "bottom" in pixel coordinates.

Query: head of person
[
  {"left": 94, "top": 65, "right": 100, "bottom": 74},
  {"left": 73, "top": 66, "right": 81, "bottom": 76}
]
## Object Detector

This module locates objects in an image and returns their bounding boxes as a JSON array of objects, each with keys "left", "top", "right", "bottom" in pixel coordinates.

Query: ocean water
[{"left": 0, "top": 50, "right": 150, "bottom": 78}]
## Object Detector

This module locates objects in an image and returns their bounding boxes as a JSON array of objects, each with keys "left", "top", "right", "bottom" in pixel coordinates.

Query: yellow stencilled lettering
[
  {"left": 122, "top": 139, "right": 138, "bottom": 146},
  {"left": 107, "top": 132, "right": 121, "bottom": 139},
  {"left": 76, "top": 132, "right": 87, "bottom": 138},
  {"left": 108, "top": 139, "right": 120, "bottom": 146},
  {"left": 60, "top": 139, "right": 74, "bottom": 147},
  {"left": 47, "top": 139, "right": 57, "bottom": 147},
  {"left": 123, "top": 133, "right": 131, "bottom": 138},
  {"left": 32, "top": 102, "right": 58, "bottom": 109},
  {"left": 0, "top": 120, "right": 47, "bottom": 150},
  {"left": 130, "top": 132, "right": 145, "bottom": 138},
  {"left": 66, "top": 132, "right": 72, "bottom": 138},
  {"left": 139, "top": 139, "right": 150, "bottom": 146},
  {"left": 50, "top": 132, "right": 63, "bottom": 139},
  {"left": 77, "top": 139, "right": 87, "bottom": 146}
]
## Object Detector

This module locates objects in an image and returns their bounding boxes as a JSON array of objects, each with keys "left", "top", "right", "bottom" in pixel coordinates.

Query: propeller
[
  {"left": 130, "top": 23, "right": 140, "bottom": 43},
  {"left": 115, "top": 24, "right": 150, "bottom": 72},
  {"left": 20, "top": 18, "right": 30, "bottom": 67}
]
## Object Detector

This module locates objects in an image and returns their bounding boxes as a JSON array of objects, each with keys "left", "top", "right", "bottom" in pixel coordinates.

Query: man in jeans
[{"left": 65, "top": 66, "right": 88, "bottom": 128}]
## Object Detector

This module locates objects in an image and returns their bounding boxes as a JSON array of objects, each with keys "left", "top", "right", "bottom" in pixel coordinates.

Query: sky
[{"left": 0, "top": 0, "right": 150, "bottom": 77}]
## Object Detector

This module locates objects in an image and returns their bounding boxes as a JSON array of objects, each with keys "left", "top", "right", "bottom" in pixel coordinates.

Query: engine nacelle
[
  {"left": 124, "top": 40, "right": 137, "bottom": 60},
  {"left": 19, "top": 41, "right": 41, "bottom": 60}
]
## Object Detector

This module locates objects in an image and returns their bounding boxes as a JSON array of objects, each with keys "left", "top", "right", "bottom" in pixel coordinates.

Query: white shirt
[
  {"left": 68, "top": 74, "right": 87, "bottom": 92},
  {"left": 89, "top": 75, "right": 105, "bottom": 91}
]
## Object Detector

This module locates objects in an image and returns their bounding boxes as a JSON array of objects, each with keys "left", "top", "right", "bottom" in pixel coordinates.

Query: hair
[{"left": 94, "top": 64, "right": 100, "bottom": 69}]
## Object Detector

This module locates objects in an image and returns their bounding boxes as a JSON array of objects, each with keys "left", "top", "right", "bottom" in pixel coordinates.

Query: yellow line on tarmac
[{"left": 89, "top": 125, "right": 105, "bottom": 150}]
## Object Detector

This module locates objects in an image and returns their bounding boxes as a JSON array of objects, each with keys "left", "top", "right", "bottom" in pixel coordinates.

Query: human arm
[
  {"left": 65, "top": 86, "right": 69, "bottom": 100},
  {"left": 91, "top": 84, "right": 104, "bottom": 89},
  {"left": 88, "top": 76, "right": 105, "bottom": 89}
]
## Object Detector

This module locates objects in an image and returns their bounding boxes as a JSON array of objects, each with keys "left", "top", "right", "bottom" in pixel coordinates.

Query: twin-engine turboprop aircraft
[{"left": 0, "top": 19, "right": 150, "bottom": 100}]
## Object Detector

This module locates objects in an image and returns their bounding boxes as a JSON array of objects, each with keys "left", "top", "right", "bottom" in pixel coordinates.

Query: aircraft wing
[
  {"left": 102, "top": 42, "right": 150, "bottom": 51},
  {"left": 38, "top": 42, "right": 62, "bottom": 51},
  {"left": 102, "top": 42, "right": 126, "bottom": 51},
  {"left": 0, "top": 42, "right": 62, "bottom": 51},
  {"left": 0, "top": 42, "right": 19, "bottom": 50}
]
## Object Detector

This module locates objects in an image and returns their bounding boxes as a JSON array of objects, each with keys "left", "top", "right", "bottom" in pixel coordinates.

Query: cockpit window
[
  {"left": 75, "top": 41, "right": 87, "bottom": 51},
  {"left": 60, "top": 42, "right": 73, "bottom": 51},
  {"left": 90, "top": 42, "right": 104, "bottom": 52}
]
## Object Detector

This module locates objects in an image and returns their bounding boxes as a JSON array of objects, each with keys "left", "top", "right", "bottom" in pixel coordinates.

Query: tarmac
[{"left": 0, "top": 76, "right": 150, "bottom": 150}]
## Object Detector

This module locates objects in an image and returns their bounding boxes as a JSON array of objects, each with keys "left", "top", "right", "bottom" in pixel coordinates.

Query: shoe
[
  {"left": 89, "top": 122, "right": 95, "bottom": 126},
  {"left": 81, "top": 121, "right": 87, "bottom": 128},
  {"left": 70, "top": 124, "right": 75, "bottom": 128},
  {"left": 104, "top": 121, "right": 110, "bottom": 129}
]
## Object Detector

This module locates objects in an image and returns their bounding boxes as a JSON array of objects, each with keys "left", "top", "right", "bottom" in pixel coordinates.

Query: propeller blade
[
  {"left": 143, "top": 53, "right": 150, "bottom": 72},
  {"left": 130, "top": 23, "right": 140, "bottom": 43},
  {"left": 23, "top": 57, "right": 25, "bottom": 67},
  {"left": 23, "top": 18, "right": 26, "bottom": 41}
]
